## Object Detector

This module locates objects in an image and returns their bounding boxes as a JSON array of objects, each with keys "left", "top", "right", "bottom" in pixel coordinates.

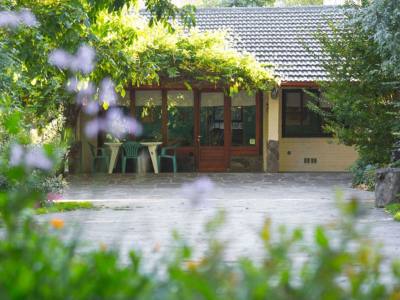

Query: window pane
[
  {"left": 135, "top": 90, "right": 162, "bottom": 141},
  {"left": 285, "top": 92, "right": 302, "bottom": 126},
  {"left": 200, "top": 92, "right": 224, "bottom": 146},
  {"left": 167, "top": 91, "right": 194, "bottom": 146},
  {"left": 302, "top": 92, "right": 322, "bottom": 136},
  {"left": 283, "top": 89, "right": 329, "bottom": 137},
  {"left": 231, "top": 91, "right": 256, "bottom": 146}
]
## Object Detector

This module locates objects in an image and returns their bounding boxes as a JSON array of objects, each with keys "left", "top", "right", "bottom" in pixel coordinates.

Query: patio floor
[{"left": 38, "top": 173, "right": 400, "bottom": 265}]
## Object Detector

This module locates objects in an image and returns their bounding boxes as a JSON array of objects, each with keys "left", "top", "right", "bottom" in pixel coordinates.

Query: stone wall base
[
  {"left": 267, "top": 140, "right": 279, "bottom": 173},
  {"left": 375, "top": 168, "right": 400, "bottom": 207}
]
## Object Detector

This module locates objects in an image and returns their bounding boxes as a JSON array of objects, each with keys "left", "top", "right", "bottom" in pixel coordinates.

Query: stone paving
[{"left": 38, "top": 173, "right": 400, "bottom": 265}]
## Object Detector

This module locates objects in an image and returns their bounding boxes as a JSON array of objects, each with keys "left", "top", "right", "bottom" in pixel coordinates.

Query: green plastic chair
[
  {"left": 158, "top": 144, "right": 178, "bottom": 173},
  {"left": 121, "top": 141, "right": 142, "bottom": 173},
  {"left": 88, "top": 143, "right": 110, "bottom": 173}
]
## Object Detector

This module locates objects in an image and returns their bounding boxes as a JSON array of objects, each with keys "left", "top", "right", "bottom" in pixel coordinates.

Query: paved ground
[{"left": 38, "top": 173, "right": 400, "bottom": 265}]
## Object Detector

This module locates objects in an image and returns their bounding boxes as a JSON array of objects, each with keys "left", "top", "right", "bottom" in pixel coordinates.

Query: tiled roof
[{"left": 194, "top": 6, "right": 345, "bottom": 82}]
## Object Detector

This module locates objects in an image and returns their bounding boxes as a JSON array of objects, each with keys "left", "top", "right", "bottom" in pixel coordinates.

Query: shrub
[{"left": 349, "top": 159, "right": 379, "bottom": 191}]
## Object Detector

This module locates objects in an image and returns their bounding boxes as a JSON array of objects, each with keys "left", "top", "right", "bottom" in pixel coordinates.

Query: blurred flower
[
  {"left": 181, "top": 177, "right": 214, "bottom": 207},
  {"left": 0, "top": 11, "right": 19, "bottom": 27},
  {"left": 70, "top": 44, "right": 95, "bottom": 74},
  {"left": 50, "top": 218, "right": 64, "bottom": 230},
  {"left": 49, "top": 44, "right": 95, "bottom": 74},
  {"left": 18, "top": 9, "right": 38, "bottom": 27},
  {"left": 9, "top": 143, "right": 24, "bottom": 166},
  {"left": 25, "top": 147, "right": 53, "bottom": 170},
  {"left": 99, "top": 78, "right": 117, "bottom": 106},
  {"left": 75, "top": 82, "right": 95, "bottom": 105},
  {"left": 105, "top": 108, "right": 143, "bottom": 138},
  {"left": 99, "top": 242, "right": 107, "bottom": 251},
  {"left": 66, "top": 77, "right": 79, "bottom": 92},
  {"left": 0, "top": 9, "right": 38, "bottom": 28},
  {"left": 47, "top": 193, "right": 62, "bottom": 202},
  {"left": 185, "top": 260, "right": 201, "bottom": 271},
  {"left": 48, "top": 49, "right": 73, "bottom": 70},
  {"left": 153, "top": 242, "right": 161, "bottom": 252},
  {"left": 85, "top": 118, "right": 104, "bottom": 138},
  {"left": 83, "top": 101, "right": 100, "bottom": 115}
]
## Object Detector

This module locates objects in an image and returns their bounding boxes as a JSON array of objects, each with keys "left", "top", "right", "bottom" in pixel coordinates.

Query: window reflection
[
  {"left": 167, "top": 91, "right": 194, "bottom": 146},
  {"left": 231, "top": 92, "right": 256, "bottom": 146},
  {"left": 200, "top": 92, "right": 224, "bottom": 146},
  {"left": 135, "top": 90, "right": 162, "bottom": 141}
]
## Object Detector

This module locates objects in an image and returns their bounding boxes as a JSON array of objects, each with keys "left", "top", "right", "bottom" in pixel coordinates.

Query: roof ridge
[{"left": 195, "top": 5, "right": 342, "bottom": 11}]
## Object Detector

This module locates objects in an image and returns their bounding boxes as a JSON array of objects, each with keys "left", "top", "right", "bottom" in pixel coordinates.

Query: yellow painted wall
[
  {"left": 264, "top": 88, "right": 359, "bottom": 172},
  {"left": 279, "top": 138, "right": 358, "bottom": 172}
]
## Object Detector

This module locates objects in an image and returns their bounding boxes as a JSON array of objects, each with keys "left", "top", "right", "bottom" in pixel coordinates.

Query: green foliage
[
  {"left": 92, "top": 10, "right": 276, "bottom": 95},
  {"left": 281, "top": 0, "right": 322, "bottom": 6},
  {"left": 349, "top": 159, "right": 378, "bottom": 191},
  {"left": 2, "top": 182, "right": 400, "bottom": 299},
  {"left": 385, "top": 203, "right": 400, "bottom": 221},
  {"left": 35, "top": 201, "right": 94, "bottom": 214},
  {"left": 195, "top": 0, "right": 274, "bottom": 7},
  {"left": 314, "top": 2, "right": 400, "bottom": 165}
]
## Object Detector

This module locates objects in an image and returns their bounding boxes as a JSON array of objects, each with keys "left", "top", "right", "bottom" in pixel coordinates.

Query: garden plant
[{"left": 1, "top": 0, "right": 400, "bottom": 299}]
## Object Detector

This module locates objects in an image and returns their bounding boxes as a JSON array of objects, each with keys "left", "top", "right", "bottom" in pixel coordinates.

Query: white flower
[
  {"left": 99, "top": 78, "right": 117, "bottom": 106},
  {"left": 9, "top": 144, "right": 24, "bottom": 166},
  {"left": 25, "top": 147, "right": 53, "bottom": 170},
  {"left": 182, "top": 177, "right": 215, "bottom": 207}
]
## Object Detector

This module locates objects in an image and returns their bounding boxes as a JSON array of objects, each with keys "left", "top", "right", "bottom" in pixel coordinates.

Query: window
[
  {"left": 282, "top": 89, "right": 329, "bottom": 137},
  {"left": 167, "top": 91, "right": 194, "bottom": 146},
  {"left": 231, "top": 91, "right": 256, "bottom": 146},
  {"left": 200, "top": 92, "right": 224, "bottom": 146},
  {"left": 135, "top": 90, "right": 162, "bottom": 141}
]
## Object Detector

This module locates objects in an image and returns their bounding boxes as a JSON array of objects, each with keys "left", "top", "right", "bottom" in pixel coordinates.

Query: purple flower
[
  {"left": 83, "top": 101, "right": 100, "bottom": 115},
  {"left": 9, "top": 144, "right": 24, "bottom": 166},
  {"left": 66, "top": 77, "right": 79, "bottom": 92},
  {"left": 125, "top": 117, "right": 143, "bottom": 136},
  {"left": 99, "top": 78, "right": 117, "bottom": 106},
  {"left": 104, "top": 108, "right": 143, "bottom": 138},
  {"left": 49, "top": 44, "right": 95, "bottom": 74},
  {"left": 70, "top": 44, "right": 95, "bottom": 74},
  {"left": 48, "top": 49, "right": 73, "bottom": 70},
  {"left": 181, "top": 177, "right": 215, "bottom": 206},
  {"left": 85, "top": 118, "right": 104, "bottom": 138},
  {"left": 25, "top": 147, "right": 53, "bottom": 170},
  {"left": 0, "top": 11, "right": 19, "bottom": 27},
  {"left": 75, "top": 82, "right": 95, "bottom": 105},
  {"left": 0, "top": 9, "right": 38, "bottom": 28},
  {"left": 18, "top": 9, "right": 38, "bottom": 27}
]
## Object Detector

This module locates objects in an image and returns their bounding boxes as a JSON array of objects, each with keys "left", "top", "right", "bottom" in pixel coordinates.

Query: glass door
[{"left": 197, "top": 92, "right": 229, "bottom": 171}]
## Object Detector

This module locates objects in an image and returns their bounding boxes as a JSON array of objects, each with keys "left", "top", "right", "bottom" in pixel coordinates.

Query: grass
[
  {"left": 385, "top": 203, "right": 400, "bottom": 221},
  {"left": 36, "top": 202, "right": 94, "bottom": 214}
]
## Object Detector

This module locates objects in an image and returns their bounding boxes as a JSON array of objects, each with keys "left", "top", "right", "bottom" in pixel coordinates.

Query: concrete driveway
[{"left": 38, "top": 173, "right": 400, "bottom": 264}]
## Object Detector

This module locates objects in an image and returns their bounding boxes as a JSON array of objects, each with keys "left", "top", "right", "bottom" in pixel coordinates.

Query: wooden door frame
[{"left": 129, "top": 86, "right": 261, "bottom": 172}]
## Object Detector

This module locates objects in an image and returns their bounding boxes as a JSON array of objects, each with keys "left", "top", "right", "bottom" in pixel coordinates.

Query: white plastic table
[
  {"left": 140, "top": 142, "right": 162, "bottom": 174},
  {"left": 104, "top": 142, "right": 122, "bottom": 174}
]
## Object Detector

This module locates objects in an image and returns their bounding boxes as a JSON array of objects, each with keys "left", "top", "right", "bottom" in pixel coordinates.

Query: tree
[{"left": 313, "top": 1, "right": 400, "bottom": 165}]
